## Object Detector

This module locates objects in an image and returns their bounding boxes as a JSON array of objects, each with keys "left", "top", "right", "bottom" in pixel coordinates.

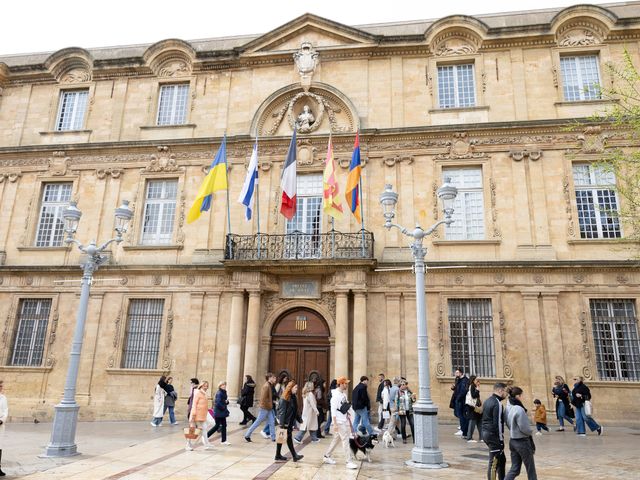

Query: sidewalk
[{"left": 3, "top": 421, "right": 638, "bottom": 479}]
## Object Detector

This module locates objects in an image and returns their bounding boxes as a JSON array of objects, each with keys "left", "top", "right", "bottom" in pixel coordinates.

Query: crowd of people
[{"left": 450, "top": 368, "right": 604, "bottom": 479}]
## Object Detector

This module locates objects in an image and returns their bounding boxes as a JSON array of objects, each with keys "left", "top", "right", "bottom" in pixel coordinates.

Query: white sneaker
[
  {"left": 185, "top": 445, "right": 193, "bottom": 451},
  {"left": 323, "top": 455, "right": 336, "bottom": 465},
  {"left": 346, "top": 462, "right": 359, "bottom": 470},
  {"left": 150, "top": 422, "right": 157, "bottom": 427},
  {"left": 171, "top": 422, "right": 180, "bottom": 425},
  {"left": 535, "top": 431, "right": 542, "bottom": 436},
  {"left": 311, "top": 438, "right": 321, "bottom": 443},
  {"left": 293, "top": 437, "right": 302, "bottom": 445},
  {"left": 260, "top": 431, "right": 270, "bottom": 439},
  {"left": 454, "top": 431, "right": 464, "bottom": 436},
  {"left": 221, "top": 441, "right": 231, "bottom": 446},
  {"left": 467, "top": 439, "right": 478, "bottom": 443},
  {"left": 204, "top": 445, "right": 213, "bottom": 450}
]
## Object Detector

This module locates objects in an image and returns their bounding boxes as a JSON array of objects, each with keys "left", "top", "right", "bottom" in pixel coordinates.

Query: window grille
[
  {"left": 121, "top": 299, "right": 164, "bottom": 369},
  {"left": 437, "top": 64, "right": 476, "bottom": 109},
  {"left": 140, "top": 179, "right": 178, "bottom": 245},
  {"left": 56, "top": 90, "right": 89, "bottom": 131},
  {"left": 11, "top": 299, "right": 52, "bottom": 366},
  {"left": 156, "top": 84, "right": 189, "bottom": 126},
  {"left": 573, "top": 164, "right": 621, "bottom": 239},
  {"left": 443, "top": 168, "right": 485, "bottom": 240},
  {"left": 449, "top": 299, "right": 496, "bottom": 377},
  {"left": 560, "top": 55, "right": 601, "bottom": 101},
  {"left": 285, "top": 174, "right": 323, "bottom": 259},
  {"left": 590, "top": 299, "right": 640, "bottom": 381},
  {"left": 35, "top": 183, "right": 73, "bottom": 247}
]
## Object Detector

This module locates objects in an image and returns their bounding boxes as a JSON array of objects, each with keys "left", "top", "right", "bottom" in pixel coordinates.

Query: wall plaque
[{"left": 281, "top": 278, "right": 321, "bottom": 299}]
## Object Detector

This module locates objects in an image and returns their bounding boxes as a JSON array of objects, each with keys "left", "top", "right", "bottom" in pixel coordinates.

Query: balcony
[{"left": 224, "top": 230, "right": 375, "bottom": 261}]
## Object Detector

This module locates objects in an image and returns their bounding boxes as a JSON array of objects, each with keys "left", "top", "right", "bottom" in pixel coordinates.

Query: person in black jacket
[
  {"left": 239, "top": 375, "right": 257, "bottom": 425},
  {"left": 352, "top": 376, "right": 375, "bottom": 435},
  {"left": 275, "top": 381, "right": 304, "bottom": 462},
  {"left": 571, "top": 376, "right": 602, "bottom": 436},
  {"left": 453, "top": 368, "right": 470, "bottom": 436},
  {"left": 551, "top": 376, "right": 574, "bottom": 431},
  {"left": 481, "top": 382, "right": 507, "bottom": 480}
]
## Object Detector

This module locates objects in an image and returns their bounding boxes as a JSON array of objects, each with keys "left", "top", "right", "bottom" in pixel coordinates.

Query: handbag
[
  {"left": 584, "top": 400, "right": 593, "bottom": 417},
  {"left": 183, "top": 426, "right": 202, "bottom": 440},
  {"left": 338, "top": 401, "right": 352, "bottom": 415},
  {"left": 465, "top": 390, "right": 476, "bottom": 407},
  {"left": 275, "top": 426, "right": 287, "bottom": 444}
]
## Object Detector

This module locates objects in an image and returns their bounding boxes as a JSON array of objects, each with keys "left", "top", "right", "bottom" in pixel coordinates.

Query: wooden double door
[{"left": 269, "top": 308, "right": 330, "bottom": 391}]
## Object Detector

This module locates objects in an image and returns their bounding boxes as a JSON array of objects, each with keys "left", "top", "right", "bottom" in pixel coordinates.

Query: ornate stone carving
[
  {"left": 454, "top": 275, "right": 464, "bottom": 285},
  {"left": 573, "top": 274, "right": 585, "bottom": 284},
  {"left": 382, "top": 155, "right": 413, "bottom": 167},
  {"left": 48, "top": 309, "right": 59, "bottom": 346},
  {"left": 552, "top": 66, "right": 558, "bottom": 88},
  {"left": 164, "top": 310, "right": 174, "bottom": 350},
  {"left": 152, "top": 275, "right": 162, "bottom": 286},
  {"left": 49, "top": 151, "right": 70, "bottom": 176},
  {"left": 509, "top": 149, "right": 542, "bottom": 162},
  {"left": 318, "top": 293, "right": 336, "bottom": 321},
  {"left": 296, "top": 139, "right": 317, "bottom": 167},
  {"left": 533, "top": 275, "right": 544, "bottom": 284},
  {"left": 158, "top": 61, "right": 190, "bottom": 77},
  {"left": 577, "top": 126, "right": 609, "bottom": 154},
  {"left": 60, "top": 68, "right": 91, "bottom": 83},
  {"left": 263, "top": 292, "right": 285, "bottom": 321},
  {"left": 616, "top": 274, "right": 629, "bottom": 284},
  {"left": 489, "top": 178, "right": 502, "bottom": 239},
  {"left": 287, "top": 92, "right": 325, "bottom": 134},
  {"left": 435, "top": 39, "right": 475, "bottom": 56},
  {"left": 107, "top": 308, "right": 123, "bottom": 368},
  {"left": 559, "top": 29, "right": 597, "bottom": 47},
  {"left": 436, "top": 308, "right": 445, "bottom": 376},
  {"left": 431, "top": 30, "right": 480, "bottom": 57},
  {"left": 499, "top": 311, "right": 513, "bottom": 378},
  {"left": 494, "top": 273, "right": 505, "bottom": 284},
  {"left": 119, "top": 277, "right": 128, "bottom": 286},
  {"left": 176, "top": 194, "right": 186, "bottom": 246},
  {"left": 293, "top": 42, "right": 319, "bottom": 92},
  {"left": 96, "top": 168, "right": 123, "bottom": 179},
  {"left": 0, "top": 172, "right": 21, "bottom": 183},
  {"left": 562, "top": 175, "right": 576, "bottom": 238},
  {"left": 579, "top": 311, "right": 593, "bottom": 380},
  {"left": 186, "top": 275, "right": 196, "bottom": 285},
  {"left": 436, "top": 132, "right": 488, "bottom": 160},
  {"left": 146, "top": 146, "right": 182, "bottom": 172}
]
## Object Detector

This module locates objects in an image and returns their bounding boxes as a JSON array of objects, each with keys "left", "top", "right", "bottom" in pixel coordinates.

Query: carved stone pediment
[
  {"left": 431, "top": 29, "right": 481, "bottom": 57},
  {"left": 559, "top": 29, "right": 598, "bottom": 47},
  {"left": 60, "top": 68, "right": 92, "bottom": 83}
]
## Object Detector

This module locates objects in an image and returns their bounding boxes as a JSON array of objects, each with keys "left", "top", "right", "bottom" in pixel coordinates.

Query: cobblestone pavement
[{"left": 4, "top": 421, "right": 639, "bottom": 479}]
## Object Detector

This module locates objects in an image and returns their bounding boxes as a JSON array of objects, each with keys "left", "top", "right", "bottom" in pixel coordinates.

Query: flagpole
[
  {"left": 358, "top": 133, "right": 366, "bottom": 257},
  {"left": 255, "top": 136, "right": 262, "bottom": 258},
  {"left": 331, "top": 217, "right": 335, "bottom": 258},
  {"left": 223, "top": 134, "right": 233, "bottom": 258}
]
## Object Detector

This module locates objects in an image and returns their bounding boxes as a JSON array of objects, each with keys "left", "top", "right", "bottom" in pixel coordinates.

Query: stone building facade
[{"left": 0, "top": 3, "right": 639, "bottom": 423}]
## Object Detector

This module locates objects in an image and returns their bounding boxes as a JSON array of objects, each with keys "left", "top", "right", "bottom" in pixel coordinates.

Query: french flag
[{"left": 280, "top": 129, "right": 297, "bottom": 220}]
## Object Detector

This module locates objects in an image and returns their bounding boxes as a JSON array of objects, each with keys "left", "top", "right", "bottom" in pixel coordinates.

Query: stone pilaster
[
  {"left": 226, "top": 291, "right": 245, "bottom": 401},
  {"left": 522, "top": 292, "right": 547, "bottom": 402},
  {"left": 335, "top": 291, "right": 349, "bottom": 378},
  {"left": 243, "top": 290, "right": 261, "bottom": 380},
  {"left": 352, "top": 290, "right": 368, "bottom": 380}
]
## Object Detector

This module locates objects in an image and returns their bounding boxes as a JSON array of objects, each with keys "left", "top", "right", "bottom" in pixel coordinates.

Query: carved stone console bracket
[{"left": 509, "top": 149, "right": 543, "bottom": 162}]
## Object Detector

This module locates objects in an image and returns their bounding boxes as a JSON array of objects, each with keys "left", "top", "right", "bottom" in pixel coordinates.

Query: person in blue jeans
[
  {"left": 352, "top": 376, "right": 375, "bottom": 435},
  {"left": 263, "top": 372, "right": 288, "bottom": 437},
  {"left": 551, "top": 376, "right": 574, "bottom": 431},
  {"left": 571, "top": 376, "right": 603, "bottom": 436},
  {"left": 245, "top": 373, "right": 277, "bottom": 442}
]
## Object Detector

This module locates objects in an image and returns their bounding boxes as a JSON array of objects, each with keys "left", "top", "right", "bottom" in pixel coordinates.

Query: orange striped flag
[{"left": 323, "top": 135, "right": 343, "bottom": 220}]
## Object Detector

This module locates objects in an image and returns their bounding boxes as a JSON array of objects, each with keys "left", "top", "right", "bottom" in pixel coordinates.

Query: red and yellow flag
[{"left": 323, "top": 135, "right": 343, "bottom": 220}]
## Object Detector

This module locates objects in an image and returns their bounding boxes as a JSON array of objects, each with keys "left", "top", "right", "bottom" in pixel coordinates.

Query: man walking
[
  {"left": 387, "top": 376, "right": 401, "bottom": 435},
  {"left": 482, "top": 382, "right": 507, "bottom": 480},
  {"left": 375, "top": 373, "right": 385, "bottom": 430},
  {"left": 453, "top": 368, "right": 470, "bottom": 436},
  {"left": 244, "top": 372, "right": 277, "bottom": 442},
  {"left": 323, "top": 376, "right": 358, "bottom": 470},
  {"left": 352, "top": 376, "right": 374, "bottom": 435}
]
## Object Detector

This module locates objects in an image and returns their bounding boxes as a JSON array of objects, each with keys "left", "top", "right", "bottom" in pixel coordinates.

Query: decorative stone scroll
[
  {"left": 509, "top": 149, "right": 542, "bottom": 162},
  {"left": 578, "top": 311, "right": 593, "bottom": 380},
  {"left": 96, "top": 168, "right": 122, "bottom": 179},
  {"left": 499, "top": 311, "right": 513, "bottom": 379},
  {"left": 562, "top": 175, "right": 577, "bottom": 238},
  {"left": 435, "top": 132, "right": 488, "bottom": 160}
]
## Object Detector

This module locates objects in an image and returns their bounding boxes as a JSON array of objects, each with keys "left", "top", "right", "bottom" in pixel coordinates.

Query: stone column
[
  {"left": 541, "top": 292, "right": 565, "bottom": 408},
  {"left": 226, "top": 291, "right": 245, "bottom": 402},
  {"left": 522, "top": 292, "right": 547, "bottom": 402},
  {"left": 335, "top": 291, "right": 349, "bottom": 378},
  {"left": 243, "top": 290, "right": 261, "bottom": 380},
  {"left": 352, "top": 291, "right": 368, "bottom": 380}
]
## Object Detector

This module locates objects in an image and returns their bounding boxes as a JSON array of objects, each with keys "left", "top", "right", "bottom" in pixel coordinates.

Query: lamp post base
[
  {"left": 407, "top": 404, "right": 448, "bottom": 469},
  {"left": 42, "top": 403, "right": 80, "bottom": 457}
]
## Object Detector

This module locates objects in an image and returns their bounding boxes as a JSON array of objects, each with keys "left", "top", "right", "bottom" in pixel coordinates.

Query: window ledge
[
  {"left": 140, "top": 124, "right": 196, "bottom": 130},
  {"left": 39, "top": 129, "right": 92, "bottom": 135},
  {"left": 433, "top": 239, "right": 501, "bottom": 245},
  {"left": 106, "top": 368, "right": 166, "bottom": 376},
  {"left": 437, "top": 376, "right": 512, "bottom": 384},
  {"left": 567, "top": 238, "right": 635, "bottom": 244},
  {"left": 554, "top": 99, "right": 619, "bottom": 107},
  {"left": 0, "top": 366, "right": 53, "bottom": 373},
  {"left": 16, "top": 246, "right": 71, "bottom": 252},
  {"left": 123, "top": 244, "right": 184, "bottom": 251},
  {"left": 582, "top": 380, "right": 640, "bottom": 388},
  {"left": 428, "top": 106, "right": 489, "bottom": 113}
]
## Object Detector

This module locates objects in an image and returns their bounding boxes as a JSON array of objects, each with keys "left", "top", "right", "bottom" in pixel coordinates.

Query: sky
[{"left": 1, "top": 0, "right": 621, "bottom": 56}]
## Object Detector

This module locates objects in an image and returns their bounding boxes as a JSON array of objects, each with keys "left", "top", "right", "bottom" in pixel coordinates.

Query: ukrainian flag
[{"left": 187, "top": 137, "right": 228, "bottom": 223}]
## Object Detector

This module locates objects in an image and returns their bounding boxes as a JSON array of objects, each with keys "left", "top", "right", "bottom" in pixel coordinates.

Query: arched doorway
[{"left": 269, "top": 308, "right": 330, "bottom": 391}]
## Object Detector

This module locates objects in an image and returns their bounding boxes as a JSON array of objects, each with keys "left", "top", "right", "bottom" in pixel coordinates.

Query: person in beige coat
[
  {"left": 186, "top": 381, "right": 212, "bottom": 451},
  {"left": 0, "top": 380, "right": 7, "bottom": 476},
  {"left": 294, "top": 381, "right": 320, "bottom": 443}
]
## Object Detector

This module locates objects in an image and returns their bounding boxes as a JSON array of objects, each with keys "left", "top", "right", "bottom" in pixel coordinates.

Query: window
[
  {"left": 573, "top": 164, "right": 620, "bottom": 239},
  {"left": 437, "top": 64, "right": 476, "bottom": 109},
  {"left": 140, "top": 179, "right": 178, "bottom": 245},
  {"left": 449, "top": 299, "right": 495, "bottom": 377},
  {"left": 121, "top": 299, "right": 164, "bottom": 369},
  {"left": 11, "top": 299, "right": 51, "bottom": 366},
  {"left": 55, "top": 90, "right": 89, "bottom": 131},
  {"left": 590, "top": 299, "right": 640, "bottom": 381},
  {"left": 443, "top": 167, "right": 485, "bottom": 240},
  {"left": 560, "top": 55, "right": 601, "bottom": 101},
  {"left": 156, "top": 84, "right": 189, "bottom": 126},
  {"left": 285, "top": 174, "right": 322, "bottom": 259},
  {"left": 35, "top": 183, "right": 73, "bottom": 247}
]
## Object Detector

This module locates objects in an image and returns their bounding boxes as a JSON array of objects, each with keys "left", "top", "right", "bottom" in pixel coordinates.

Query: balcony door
[{"left": 285, "top": 174, "right": 322, "bottom": 259}]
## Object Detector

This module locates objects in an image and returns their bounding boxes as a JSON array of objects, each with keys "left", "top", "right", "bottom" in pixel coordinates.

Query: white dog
[{"left": 382, "top": 430, "right": 396, "bottom": 448}]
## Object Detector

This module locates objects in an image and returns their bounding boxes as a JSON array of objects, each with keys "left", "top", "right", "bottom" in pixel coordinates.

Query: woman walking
[
  {"left": 397, "top": 380, "right": 415, "bottom": 444},
  {"left": 275, "top": 381, "right": 304, "bottom": 462},
  {"left": 294, "top": 381, "right": 320, "bottom": 443},
  {"left": 380, "top": 379, "right": 392, "bottom": 430},
  {"left": 239, "top": 375, "right": 257, "bottom": 425},
  {"left": 323, "top": 379, "right": 337, "bottom": 435},
  {"left": 186, "top": 381, "right": 212, "bottom": 450},
  {"left": 163, "top": 377, "right": 179, "bottom": 425},
  {"left": 551, "top": 376, "right": 574, "bottom": 431},
  {"left": 571, "top": 376, "right": 603, "bottom": 437},
  {"left": 465, "top": 375, "right": 483, "bottom": 442},
  {"left": 208, "top": 381, "right": 231, "bottom": 445},
  {"left": 505, "top": 386, "right": 537, "bottom": 480},
  {"left": 315, "top": 378, "right": 327, "bottom": 438},
  {"left": 151, "top": 375, "right": 168, "bottom": 427},
  {"left": 0, "top": 380, "right": 8, "bottom": 476}
]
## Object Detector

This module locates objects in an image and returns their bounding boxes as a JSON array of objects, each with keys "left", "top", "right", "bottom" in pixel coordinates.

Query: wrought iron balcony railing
[{"left": 225, "top": 230, "right": 374, "bottom": 261}]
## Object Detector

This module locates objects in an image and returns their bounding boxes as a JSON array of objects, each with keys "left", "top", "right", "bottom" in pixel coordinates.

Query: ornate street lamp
[
  {"left": 44, "top": 200, "right": 133, "bottom": 457},
  {"left": 379, "top": 180, "right": 457, "bottom": 469}
]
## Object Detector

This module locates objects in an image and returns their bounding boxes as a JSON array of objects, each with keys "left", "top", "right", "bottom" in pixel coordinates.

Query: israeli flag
[{"left": 238, "top": 140, "right": 259, "bottom": 220}]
